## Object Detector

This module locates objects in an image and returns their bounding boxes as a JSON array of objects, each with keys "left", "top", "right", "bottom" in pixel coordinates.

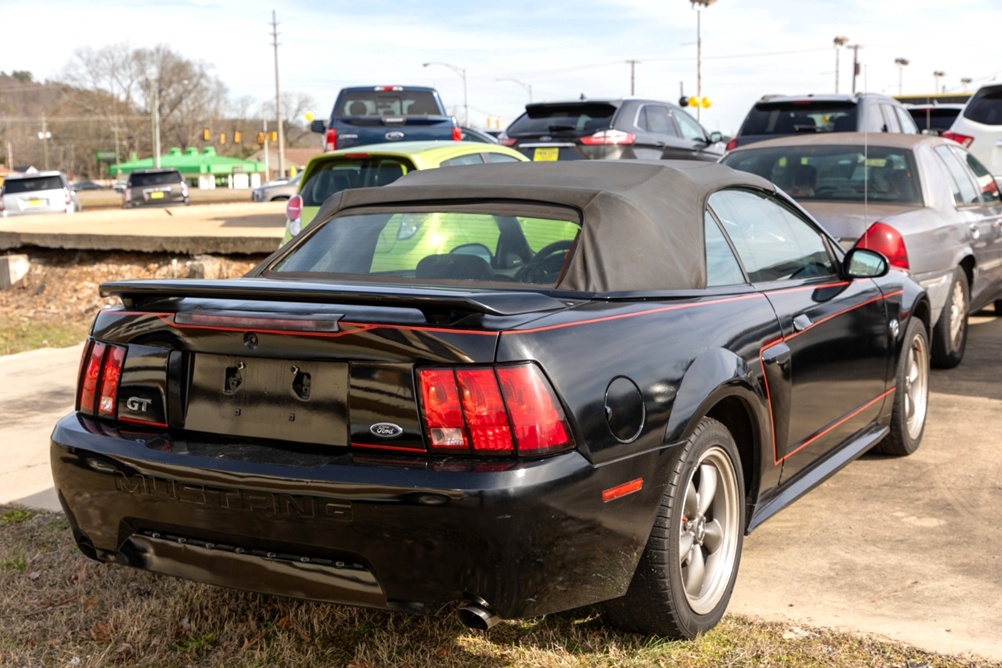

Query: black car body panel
[
  {"left": 500, "top": 99, "right": 723, "bottom": 162},
  {"left": 51, "top": 161, "right": 930, "bottom": 630}
]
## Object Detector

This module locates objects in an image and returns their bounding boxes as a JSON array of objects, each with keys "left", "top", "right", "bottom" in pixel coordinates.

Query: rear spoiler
[{"left": 100, "top": 278, "right": 570, "bottom": 317}]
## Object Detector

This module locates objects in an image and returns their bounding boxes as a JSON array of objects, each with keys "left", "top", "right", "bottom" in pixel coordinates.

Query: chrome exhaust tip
[{"left": 457, "top": 604, "right": 500, "bottom": 630}]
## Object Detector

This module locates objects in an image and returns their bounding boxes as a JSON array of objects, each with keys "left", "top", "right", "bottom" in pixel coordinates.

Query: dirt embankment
[{"left": 0, "top": 249, "right": 265, "bottom": 331}]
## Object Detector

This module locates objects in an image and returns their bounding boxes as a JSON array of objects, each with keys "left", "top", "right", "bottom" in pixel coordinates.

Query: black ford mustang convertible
[{"left": 51, "top": 160, "right": 931, "bottom": 638}]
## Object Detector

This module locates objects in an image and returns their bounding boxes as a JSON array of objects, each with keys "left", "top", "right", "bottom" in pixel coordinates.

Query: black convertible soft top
[{"left": 306, "top": 160, "right": 778, "bottom": 293}]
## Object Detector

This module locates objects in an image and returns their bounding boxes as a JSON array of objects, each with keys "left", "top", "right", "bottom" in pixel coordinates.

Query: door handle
[{"left": 793, "top": 314, "right": 812, "bottom": 332}]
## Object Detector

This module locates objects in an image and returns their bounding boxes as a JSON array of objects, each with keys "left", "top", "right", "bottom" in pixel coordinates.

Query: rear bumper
[{"left": 50, "top": 413, "right": 668, "bottom": 619}]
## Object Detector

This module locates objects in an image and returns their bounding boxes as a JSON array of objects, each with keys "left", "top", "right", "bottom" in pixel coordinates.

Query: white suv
[
  {"left": 944, "top": 84, "right": 1002, "bottom": 177},
  {"left": 0, "top": 170, "right": 80, "bottom": 217}
]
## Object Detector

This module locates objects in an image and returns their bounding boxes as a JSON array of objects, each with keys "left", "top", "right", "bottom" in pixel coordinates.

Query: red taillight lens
[
  {"left": 498, "top": 135, "right": 517, "bottom": 147},
  {"left": 457, "top": 369, "right": 513, "bottom": 453},
  {"left": 941, "top": 131, "right": 973, "bottom": 148},
  {"left": 497, "top": 365, "right": 571, "bottom": 454},
  {"left": 418, "top": 363, "right": 573, "bottom": 456},
  {"left": 725, "top": 137, "right": 739, "bottom": 152},
  {"left": 324, "top": 128, "right": 337, "bottom": 151},
  {"left": 64, "top": 188, "right": 73, "bottom": 207},
  {"left": 451, "top": 126, "right": 462, "bottom": 142},
  {"left": 579, "top": 129, "right": 636, "bottom": 146},
  {"left": 286, "top": 194, "right": 303, "bottom": 223},
  {"left": 77, "top": 341, "right": 127, "bottom": 417},
  {"left": 857, "top": 221, "right": 909, "bottom": 271},
  {"left": 420, "top": 369, "right": 468, "bottom": 450}
]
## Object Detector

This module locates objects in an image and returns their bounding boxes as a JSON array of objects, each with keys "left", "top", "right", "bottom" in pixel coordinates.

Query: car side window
[
  {"left": 704, "top": 211, "right": 746, "bottom": 286},
  {"left": 952, "top": 146, "right": 1001, "bottom": 204},
  {"left": 638, "top": 105, "right": 675, "bottom": 136},
  {"left": 933, "top": 145, "right": 981, "bottom": 205},
  {"left": 672, "top": 108, "right": 709, "bottom": 142},
  {"left": 708, "top": 189, "right": 836, "bottom": 284},
  {"left": 894, "top": 105, "right": 918, "bottom": 133},
  {"left": 440, "top": 154, "right": 485, "bottom": 167},
  {"left": 484, "top": 153, "right": 523, "bottom": 164}
]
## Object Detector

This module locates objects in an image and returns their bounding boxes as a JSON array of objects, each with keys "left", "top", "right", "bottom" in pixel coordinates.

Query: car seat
[{"left": 415, "top": 254, "right": 495, "bottom": 280}]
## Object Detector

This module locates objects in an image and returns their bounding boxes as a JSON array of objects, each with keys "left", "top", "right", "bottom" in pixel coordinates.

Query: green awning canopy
[{"left": 110, "top": 146, "right": 265, "bottom": 175}]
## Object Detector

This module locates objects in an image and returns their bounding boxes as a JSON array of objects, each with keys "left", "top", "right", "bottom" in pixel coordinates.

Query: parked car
[
  {"left": 721, "top": 132, "right": 1002, "bottom": 368},
  {"left": 122, "top": 168, "right": 190, "bottom": 208},
  {"left": 498, "top": 98, "right": 724, "bottom": 162},
  {"left": 282, "top": 140, "right": 527, "bottom": 244},
  {"left": 310, "top": 85, "right": 461, "bottom": 151},
  {"left": 52, "top": 160, "right": 930, "bottom": 640},
  {"left": 943, "top": 83, "right": 1002, "bottom": 178},
  {"left": 726, "top": 93, "right": 918, "bottom": 151},
  {"left": 0, "top": 170, "right": 80, "bottom": 216},
  {"left": 251, "top": 172, "right": 302, "bottom": 202},
  {"left": 906, "top": 103, "right": 964, "bottom": 136},
  {"left": 70, "top": 180, "right": 107, "bottom": 191}
]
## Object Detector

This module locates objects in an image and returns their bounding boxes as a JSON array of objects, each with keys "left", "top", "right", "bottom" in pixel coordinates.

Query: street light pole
[
  {"left": 894, "top": 58, "right": 910, "bottom": 95},
  {"left": 933, "top": 70, "right": 945, "bottom": 94},
  {"left": 271, "top": 11, "right": 286, "bottom": 178},
  {"left": 625, "top": 59, "right": 641, "bottom": 96},
  {"left": 424, "top": 62, "right": 468, "bottom": 126},
  {"left": 833, "top": 36, "right": 849, "bottom": 93},
  {"left": 690, "top": 0, "right": 717, "bottom": 121}
]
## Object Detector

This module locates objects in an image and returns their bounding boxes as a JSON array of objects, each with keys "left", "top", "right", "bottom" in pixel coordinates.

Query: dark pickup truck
[{"left": 310, "top": 85, "right": 461, "bottom": 151}]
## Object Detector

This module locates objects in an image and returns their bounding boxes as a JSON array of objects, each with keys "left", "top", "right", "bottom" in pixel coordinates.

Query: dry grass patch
[{"left": 1, "top": 504, "right": 997, "bottom": 667}]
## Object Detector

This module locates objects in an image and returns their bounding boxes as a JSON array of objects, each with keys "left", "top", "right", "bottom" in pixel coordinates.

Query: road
[{"left": 1, "top": 313, "right": 999, "bottom": 662}]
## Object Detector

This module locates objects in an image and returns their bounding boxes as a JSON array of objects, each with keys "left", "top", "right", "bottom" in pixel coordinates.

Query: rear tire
[
  {"left": 873, "top": 318, "right": 929, "bottom": 456},
  {"left": 604, "top": 417, "right": 744, "bottom": 638},
  {"left": 994, "top": 299, "right": 1002, "bottom": 316},
  {"left": 931, "top": 268, "right": 968, "bottom": 369}
]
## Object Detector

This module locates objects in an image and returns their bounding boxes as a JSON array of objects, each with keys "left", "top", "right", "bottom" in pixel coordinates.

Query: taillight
[
  {"left": 579, "top": 129, "right": 636, "bottom": 146},
  {"left": 452, "top": 126, "right": 462, "bottom": 142},
  {"left": 63, "top": 188, "right": 73, "bottom": 207},
  {"left": 286, "top": 194, "right": 303, "bottom": 225},
  {"left": 725, "top": 137, "right": 739, "bottom": 152},
  {"left": 325, "top": 128, "right": 337, "bottom": 151},
  {"left": 856, "top": 221, "right": 909, "bottom": 271},
  {"left": 498, "top": 135, "right": 517, "bottom": 147},
  {"left": 77, "top": 340, "right": 127, "bottom": 417},
  {"left": 418, "top": 363, "right": 573, "bottom": 457},
  {"left": 941, "top": 131, "right": 973, "bottom": 148}
]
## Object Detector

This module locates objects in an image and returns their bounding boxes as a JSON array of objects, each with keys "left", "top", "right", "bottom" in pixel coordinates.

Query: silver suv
[
  {"left": 0, "top": 170, "right": 80, "bottom": 217},
  {"left": 123, "top": 168, "right": 190, "bottom": 208}
]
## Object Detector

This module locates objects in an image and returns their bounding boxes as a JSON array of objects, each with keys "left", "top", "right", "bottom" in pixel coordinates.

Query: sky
[{"left": 4, "top": 0, "right": 1002, "bottom": 136}]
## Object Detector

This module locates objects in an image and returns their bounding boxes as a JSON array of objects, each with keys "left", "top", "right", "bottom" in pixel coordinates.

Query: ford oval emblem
[
  {"left": 385, "top": 131, "right": 405, "bottom": 141},
  {"left": 370, "top": 422, "right": 404, "bottom": 439}
]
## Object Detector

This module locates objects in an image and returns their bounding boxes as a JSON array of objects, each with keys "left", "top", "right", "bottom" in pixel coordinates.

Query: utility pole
[
  {"left": 833, "top": 36, "right": 849, "bottom": 93},
  {"left": 271, "top": 10, "right": 286, "bottom": 178},
  {"left": 850, "top": 44, "right": 861, "bottom": 94},
  {"left": 39, "top": 117, "right": 51, "bottom": 170},
  {"left": 626, "top": 60, "right": 641, "bottom": 96},
  {"left": 150, "top": 78, "right": 161, "bottom": 168},
  {"left": 690, "top": 0, "right": 717, "bottom": 121}
]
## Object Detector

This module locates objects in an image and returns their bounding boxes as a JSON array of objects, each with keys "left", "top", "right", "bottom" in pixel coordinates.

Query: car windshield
[
  {"left": 722, "top": 145, "right": 922, "bottom": 204},
  {"left": 507, "top": 103, "right": 617, "bottom": 136},
  {"left": 269, "top": 210, "right": 581, "bottom": 287},
  {"left": 300, "top": 157, "right": 416, "bottom": 207},
  {"left": 3, "top": 175, "right": 64, "bottom": 193},
  {"left": 740, "top": 102, "right": 858, "bottom": 136},
  {"left": 130, "top": 172, "right": 181, "bottom": 186}
]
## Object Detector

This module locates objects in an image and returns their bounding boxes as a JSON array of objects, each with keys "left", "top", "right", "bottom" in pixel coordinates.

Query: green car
[{"left": 281, "top": 140, "right": 527, "bottom": 245}]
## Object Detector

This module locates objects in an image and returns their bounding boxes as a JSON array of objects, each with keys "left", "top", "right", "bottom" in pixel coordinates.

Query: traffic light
[
  {"left": 257, "top": 131, "right": 265, "bottom": 145},
  {"left": 234, "top": 130, "right": 241, "bottom": 144},
  {"left": 219, "top": 133, "right": 226, "bottom": 145},
  {"left": 269, "top": 130, "right": 278, "bottom": 142},
  {"left": 202, "top": 127, "right": 210, "bottom": 141}
]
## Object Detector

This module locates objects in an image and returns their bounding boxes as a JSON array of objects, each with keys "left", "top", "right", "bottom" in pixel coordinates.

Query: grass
[
  {"left": 0, "top": 320, "right": 91, "bottom": 356},
  {"left": 1, "top": 503, "right": 997, "bottom": 668}
]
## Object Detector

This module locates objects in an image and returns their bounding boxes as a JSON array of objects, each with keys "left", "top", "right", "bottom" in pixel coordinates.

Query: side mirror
[
  {"left": 708, "top": 131, "right": 724, "bottom": 144},
  {"left": 310, "top": 119, "right": 326, "bottom": 134},
  {"left": 844, "top": 248, "right": 889, "bottom": 279}
]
